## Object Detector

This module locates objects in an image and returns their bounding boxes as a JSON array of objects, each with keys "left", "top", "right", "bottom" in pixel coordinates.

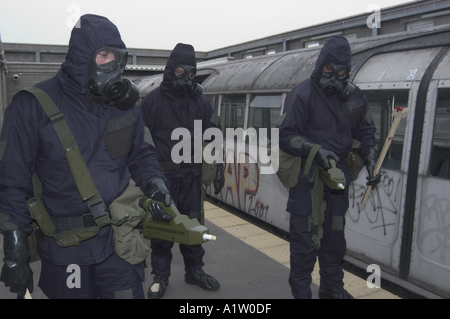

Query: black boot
[
  {"left": 147, "top": 275, "right": 169, "bottom": 299},
  {"left": 185, "top": 269, "right": 220, "bottom": 291},
  {"left": 318, "top": 286, "right": 354, "bottom": 299}
]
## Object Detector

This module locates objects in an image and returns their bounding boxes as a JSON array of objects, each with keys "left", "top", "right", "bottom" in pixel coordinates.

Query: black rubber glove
[
  {"left": 1, "top": 229, "right": 33, "bottom": 299},
  {"left": 213, "top": 163, "right": 225, "bottom": 195},
  {"left": 362, "top": 147, "right": 381, "bottom": 190},
  {"left": 144, "top": 178, "right": 174, "bottom": 222},
  {"left": 315, "top": 148, "right": 340, "bottom": 170},
  {"left": 301, "top": 140, "right": 339, "bottom": 170}
]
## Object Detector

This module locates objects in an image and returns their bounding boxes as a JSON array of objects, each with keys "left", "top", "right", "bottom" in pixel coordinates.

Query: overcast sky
[{"left": 1, "top": 0, "right": 416, "bottom": 51}]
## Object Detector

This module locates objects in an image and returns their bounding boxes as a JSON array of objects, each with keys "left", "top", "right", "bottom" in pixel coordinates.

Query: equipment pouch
[
  {"left": 109, "top": 184, "right": 150, "bottom": 265},
  {"left": 27, "top": 197, "right": 57, "bottom": 238},
  {"left": 276, "top": 149, "right": 302, "bottom": 188},
  {"left": 201, "top": 142, "right": 217, "bottom": 186},
  {"left": 27, "top": 197, "right": 101, "bottom": 247}
]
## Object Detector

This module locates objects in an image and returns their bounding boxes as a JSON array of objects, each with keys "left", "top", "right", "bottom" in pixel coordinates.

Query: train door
[
  {"left": 347, "top": 47, "right": 445, "bottom": 277},
  {"left": 246, "top": 93, "right": 289, "bottom": 230},
  {"left": 210, "top": 94, "right": 247, "bottom": 212},
  {"left": 409, "top": 47, "right": 450, "bottom": 297}
]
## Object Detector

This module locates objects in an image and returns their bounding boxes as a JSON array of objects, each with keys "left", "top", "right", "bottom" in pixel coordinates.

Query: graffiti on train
[
  {"left": 210, "top": 149, "right": 270, "bottom": 221},
  {"left": 348, "top": 170, "right": 401, "bottom": 236},
  {"left": 419, "top": 193, "right": 450, "bottom": 264}
]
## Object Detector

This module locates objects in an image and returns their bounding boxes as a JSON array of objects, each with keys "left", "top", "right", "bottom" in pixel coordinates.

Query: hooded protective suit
[
  {"left": 139, "top": 43, "right": 221, "bottom": 297},
  {"left": 141, "top": 43, "right": 220, "bottom": 177},
  {"left": 0, "top": 14, "right": 165, "bottom": 298},
  {"left": 278, "top": 36, "right": 377, "bottom": 299},
  {"left": 280, "top": 36, "right": 376, "bottom": 177}
]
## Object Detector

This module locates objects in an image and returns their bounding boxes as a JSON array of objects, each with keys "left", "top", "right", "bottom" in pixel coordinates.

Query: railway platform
[{"left": 0, "top": 201, "right": 400, "bottom": 299}]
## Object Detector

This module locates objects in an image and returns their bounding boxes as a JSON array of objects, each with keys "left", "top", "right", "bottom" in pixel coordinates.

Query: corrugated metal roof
[
  {"left": 134, "top": 25, "right": 450, "bottom": 96},
  {"left": 201, "top": 49, "right": 319, "bottom": 94},
  {"left": 134, "top": 74, "right": 163, "bottom": 96}
]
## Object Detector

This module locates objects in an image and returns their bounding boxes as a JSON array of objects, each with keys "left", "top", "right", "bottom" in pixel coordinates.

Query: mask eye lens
[
  {"left": 337, "top": 68, "right": 348, "bottom": 79},
  {"left": 175, "top": 67, "right": 186, "bottom": 78},
  {"left": 96, "top": 49, "right": 116, "bottom": 70},
  {"left": 322, "top": 64, "right": 334, "bottom": 78}
]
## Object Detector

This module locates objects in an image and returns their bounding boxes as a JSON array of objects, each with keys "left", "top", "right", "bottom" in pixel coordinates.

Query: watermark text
[
  {"left": 66, "top": 264, "right": 81, "bottom": 289},
  {"left": 171, "top": 120, "right": 279, "bottom": 175},
  {"left": 367, "top": 264, "right": 381, "bottom": 289},
  {"left": 67, "top": 4, "right": 81, "bottom": 29},
  {"left": 366, "top": 4, "right": 381, "bottom": 29}
]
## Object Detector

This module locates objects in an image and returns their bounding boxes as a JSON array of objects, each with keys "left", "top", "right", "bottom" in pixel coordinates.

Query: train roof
[{"left": 134, "top": 25, "right": 450, "bottom": 96}]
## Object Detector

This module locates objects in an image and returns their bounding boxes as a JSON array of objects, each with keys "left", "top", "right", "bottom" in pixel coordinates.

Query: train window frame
[
  {"left": 363, "top": 89, "right": 409, "bottom": 171},
  {"left": 247, "top": 94, "right": 283, "bottom": 146},
  {"left": 205, "top": 94, "right": 219, "bottom": 115},
  {"left": 429, "top": 88, "right": 450, "bottom": 180},
  {"left": 220, "top": 94, "right": 247, "bottom": 131}
]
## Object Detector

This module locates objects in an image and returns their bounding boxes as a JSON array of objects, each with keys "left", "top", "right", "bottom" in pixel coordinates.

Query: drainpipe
[{"left": 0, "top": 33, "right": 8, "bottom": 75}]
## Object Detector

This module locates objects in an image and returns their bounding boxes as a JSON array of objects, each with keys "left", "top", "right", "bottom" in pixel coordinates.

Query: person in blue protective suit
[
  {"left": 140, "top": 43, "right": 225, "bottom": 299},
  {"left": 0, "top": 14, "right": 174, "bottom": 299},
  {"left": 278, "top": 36, "right": 381, "bottom": 299}
]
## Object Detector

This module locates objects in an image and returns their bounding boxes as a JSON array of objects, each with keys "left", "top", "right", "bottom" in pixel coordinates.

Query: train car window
[
  {"left": 248, "top": 94, "right": 282, "bottom": 145},
  {"left": 205, "top": 95, "right": 219, "bottom": 114},
  {"left": 221, "top": 95, "right": 247, "bottom": 130},
  {"left": 430, "top": 88, "right": 450, "bottom": 180},
  {"left": 363, "top": 90, "right": 409, "bottom": 171}
]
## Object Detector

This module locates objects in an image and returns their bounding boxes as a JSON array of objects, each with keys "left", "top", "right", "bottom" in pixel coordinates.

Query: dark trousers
[
  {"left": 151, "top": 174, "right": 205, "bottom": 277},
  {"left": 38, "top": 254, "right": 145, "bottom": 299},
  {"left": 289, "top": 187, "right": 348, "bottom": 299}
]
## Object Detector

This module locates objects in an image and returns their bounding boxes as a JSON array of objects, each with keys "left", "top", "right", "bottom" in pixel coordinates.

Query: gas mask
[
  {"left": 87, "top": 47, "right": 139, "bottom": 111},
  {"left": 173, "top": 65, "right": 203, "bottom": 100},
  {"left": 319, "top": 63, "right": 355, "bottom": 102}
]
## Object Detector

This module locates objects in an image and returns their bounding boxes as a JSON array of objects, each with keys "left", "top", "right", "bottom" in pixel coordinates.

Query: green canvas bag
[
  {"left": 109, "top": 184, "right": 149, "bottom": 265},
  {"left": 275, "top": 149, "right": 302, "bottom": 188}
]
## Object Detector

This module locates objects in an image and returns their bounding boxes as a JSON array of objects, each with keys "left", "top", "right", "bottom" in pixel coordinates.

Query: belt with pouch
[{"left": 50, "top": 213, "right": 97, "bottom": 231}]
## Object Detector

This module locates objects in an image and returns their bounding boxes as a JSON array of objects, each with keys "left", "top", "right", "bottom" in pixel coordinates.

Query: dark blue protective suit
[
  {"left": 140, "top": 44, "right": 220, "bottom": 278},
  {"left": 0, "top": 15, "right": 165, "bottom": 298},
  {"left": 279, "top": 36, "right": 376, "bottom": 299}
]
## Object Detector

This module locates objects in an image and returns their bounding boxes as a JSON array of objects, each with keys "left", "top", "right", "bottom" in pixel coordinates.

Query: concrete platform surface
[{"left": 0, "top": 201, "right": 400, "bottom": 299}]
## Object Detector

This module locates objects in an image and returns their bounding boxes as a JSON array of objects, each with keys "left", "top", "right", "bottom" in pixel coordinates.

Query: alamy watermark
[
  {"left": 66, "top": 264, "right": 81, "bottom": 289},
  {"left": 367, "top": 264, "right": 381, "bottom": 289},
  {"left": 66, "top": 263, "right": 382, "bottom": 290},
  {"left": 171, "top": 120, "right": 279, "bottom": 175},
  {"left": 367, "top": 4, "right": 381, "bottom": 29},
  {"left": 67, "top": 4, "right": 81, "bottom": 29}
]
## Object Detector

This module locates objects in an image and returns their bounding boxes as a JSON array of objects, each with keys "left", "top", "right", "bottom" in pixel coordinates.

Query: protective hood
[
  {"left": 311, "top": 36, "right": 352, "bottom": 83},
  {"left": 162, "top": 43, "right": 197, "bottom": 88},
  {"left": 60, "top": 14, "right": 126, "bottom": 91}
]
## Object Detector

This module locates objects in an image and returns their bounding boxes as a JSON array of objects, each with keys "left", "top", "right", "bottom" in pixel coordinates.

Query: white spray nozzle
[{"left": 203, "top": 234, "right": 217, "bottom": 241}]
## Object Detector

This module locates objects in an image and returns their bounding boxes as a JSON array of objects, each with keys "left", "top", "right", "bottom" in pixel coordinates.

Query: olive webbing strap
[
  {"left": 302, "top": 143, "right": 325, "bottom": 251},
  {"left": 303, "top": 144, "right": 322, "bottom": 183},
  {"left": 16, "top": 87, "right": 109, "bottom": 227}
]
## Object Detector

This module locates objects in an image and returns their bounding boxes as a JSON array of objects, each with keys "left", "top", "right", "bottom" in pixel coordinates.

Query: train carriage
[{"left": 135, "top": 25, "right": 450, "bottom": 298}]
